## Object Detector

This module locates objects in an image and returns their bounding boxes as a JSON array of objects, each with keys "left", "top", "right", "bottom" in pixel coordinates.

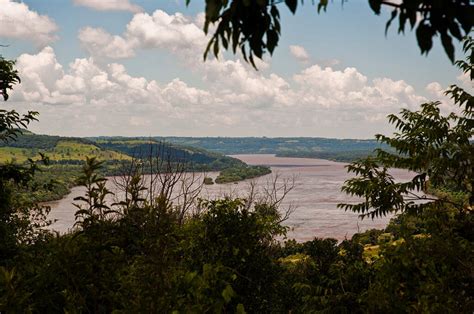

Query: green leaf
[
  {"left": 236, "top": 303, "right": 247, "bottom": 314},
  {"left": 266, "top": 29, "right": 279, "bottom": 54},
  {"left": 385, "top": 9, "right": 397, "bottom": 36},
  {"left": 441, "top": 32, "right": 455, "bottom": 63},
  {"left": 317, "top": 0, "right": 328, "bottom": 13},
  {"left": 368, "top": 0, "right": 381, "bottom": 15},
  {"left": 213, "top": 39, "right": 220, "bottom": 58},
  {"left": 448, "top": 21, "right": 463, "bottom": 41},
  {"left": 205, "top": 0, "right": 222, "bottom": 21},
  {"left": 285, "top": 0, "right": 297, "bottom": 14},
  {"left": 221, "top": 284, "right": 234, "bottom": 303},
  {"left": 416, "top": 23, "right": 433, "bottom": 54}
]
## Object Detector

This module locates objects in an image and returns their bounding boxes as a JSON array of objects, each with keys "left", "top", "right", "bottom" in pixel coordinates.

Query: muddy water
[{"left": 46, "top": 154, "right": 414, "bottom": 241}]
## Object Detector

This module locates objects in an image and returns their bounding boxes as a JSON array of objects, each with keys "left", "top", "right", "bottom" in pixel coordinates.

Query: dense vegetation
[
  {"left": 92, "top": 137, "right": 246, "bottom": 171},
  {"left": 215, "top": 165, "right": 272, "bottom": 184}
]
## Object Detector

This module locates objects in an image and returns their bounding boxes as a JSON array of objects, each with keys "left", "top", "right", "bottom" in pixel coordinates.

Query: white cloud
[
  {"left": 126, "top": 11, "right": 206, "bottom": 51},
  {"left": 426, "top": 81, "right": 445, "bottom": 98},
  {"left": 79, "top": 10, "right": 207, "bottom": 60},
  {"left": 74, "top": 0, "right": 143, "bottom": 13},
  {"left": 8, "top": 45, "right": 433, "bottom": 138},
  {"left": 457, "top": 72, "right": 474, "bottom": 89},
  {"left": 424, "top": 81, "right": 467, "bottom": 114},
  {"left": 78, "top": 27, "right": 135, "bottom": 59},
  {"left": 289, "top": 45, "right": 310, "bottom": 62},
  {"left": 0, "top": 0, "right": 58, "bottom": 46}
]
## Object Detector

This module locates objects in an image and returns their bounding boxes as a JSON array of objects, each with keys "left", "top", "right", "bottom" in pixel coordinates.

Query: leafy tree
[
  {"left": 337, "top": 37, "right": 474, "bottom": 312},
  {"left": 0, "top": 56, "right": 49, "bottom": 266},
  {"left": 194, "top": 0, "right": 473, "bottom": 67},
  {"left": 73, "top": 157, "right": 114, "bottom": 229},
  {"left": 339, "top": 36, "right": 473, "bottom": 218}
]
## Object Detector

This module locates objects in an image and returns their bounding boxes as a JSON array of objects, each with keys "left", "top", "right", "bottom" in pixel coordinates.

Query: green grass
[
  {"left": 48, "top": 141, "right": 131, "bottom": 161},
  {"left": 0, "top": 140, "right": 131, "bottom": 164},
  {"left": 0, "top": 147, "right": 33, "bottom": 163}
]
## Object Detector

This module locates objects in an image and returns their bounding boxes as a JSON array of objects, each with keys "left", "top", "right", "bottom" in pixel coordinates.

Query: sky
[{"left": 0, "top": 0, "right": 470, "bottom": 139}]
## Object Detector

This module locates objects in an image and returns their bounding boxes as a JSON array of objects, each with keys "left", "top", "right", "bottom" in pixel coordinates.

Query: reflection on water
[{"left": 47, "top": 154, "right": 414, "bottom": 241}]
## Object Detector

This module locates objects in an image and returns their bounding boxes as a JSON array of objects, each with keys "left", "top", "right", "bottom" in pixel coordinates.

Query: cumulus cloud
[
  {"left": 0, "top": 0, "right": 58, "bottom": 46},
  {"left": 289, "top": 45, "right": 310, "bottom": 62},
  {"left": 74, "top": 0, "right": 143, "bottom": 13},
  {"left": 78, "top": 10, "right": 206, "bottom": 60},
  {"left": 78, "top": 27, "right": 135, "bottom": 59},
  {"left": 7, "top": 45, "right": 432, "bottom": 138},
  {"left": 457, "top": 72, "right": 474, "bottom": 89},
  {"left": 425, "top": 82, "right": 445, "bottom": 98},
  {"left": 424, "top": 80, "right": 468, "bottom": 115}
]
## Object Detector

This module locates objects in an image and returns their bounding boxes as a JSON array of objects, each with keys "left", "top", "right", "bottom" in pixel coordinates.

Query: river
[{"left": 47, "top": 154, "right": 414, "bottom": 241}]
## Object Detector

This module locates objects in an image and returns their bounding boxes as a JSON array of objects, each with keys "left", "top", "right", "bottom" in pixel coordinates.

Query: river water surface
[{"left": 47, "top": 154, "right": 414, "bottom": 241}]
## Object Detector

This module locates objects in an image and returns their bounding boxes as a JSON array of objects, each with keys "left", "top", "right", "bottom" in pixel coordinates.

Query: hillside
[
  {"left": 0, "top": 133, "right": 271, "bottom": 202},
  {"left": 0, "top": 133, "right": 243, "bottom": 171},
  {"left": 0, "top": 138, "right": 131, "bottom": 164},
  {"left": 92, "top": 137, "right": 245, "bottom": 171},
  {"left": 147, "top": 137, "right": 387, "bottom": 162}
]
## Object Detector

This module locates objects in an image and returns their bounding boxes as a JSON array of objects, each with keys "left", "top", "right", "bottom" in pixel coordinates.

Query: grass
[
  {"left": 0, "top": 147, "right": 32, "bottom": 163},
  {"left": 0, "top": 140, "right": 131, "bottom": 164},
  {"left": 48, "top": 141, "right": 131, "bottom": 161}
]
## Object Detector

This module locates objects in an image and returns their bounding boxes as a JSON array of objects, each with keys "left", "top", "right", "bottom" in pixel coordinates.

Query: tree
[
  {"left": 195, "top": 0, "right": 473, "bottom": 67},
  {"left": 0, "top": 56, "right": 48, "bottom": 265},
  {"left": 339, "top": 36, "right": 473, "bottom": 219}
]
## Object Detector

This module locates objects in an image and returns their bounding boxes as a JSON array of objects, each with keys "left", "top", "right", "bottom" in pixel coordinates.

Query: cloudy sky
[{"left": 0, "top": 0, "right": 469, "bottom": 138}]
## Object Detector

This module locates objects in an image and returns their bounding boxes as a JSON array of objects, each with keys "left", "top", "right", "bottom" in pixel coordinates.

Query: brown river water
[{"left": 46, "top": 154, "right": 414, "bottom": 241}]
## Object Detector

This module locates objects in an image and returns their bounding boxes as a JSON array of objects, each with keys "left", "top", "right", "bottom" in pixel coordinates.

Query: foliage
[
  {"left": 0, "top": 56, "right": 51, "bottom": 268},
  {"left": 203, "top": 176, "right": 214, "bottom": 184},
  {"left": 215, "top": 165, "right": 271, "bottom": 183},
  {"left": 0, "top": 56, "right": 20, "bottom": 102},
  {"left": 194, "top": 0, "right": 473, "bottom": 67},
  {"left": 365, "top": 203, "right": 474, "bottom": 312},
  {"left": 94, "top": 137, "right": 249, "bottom": 171},
  {"left": 340, "top": 36, "right": 474, "bottom": 218},
  {"left": 336, "top": 36, "right": 474, "bottom": 312},
  {"left": 370, "top": 0, "right": 473, "bottom": 62},
  {"left": 73, "top": 157, "right": 115, "bottom": 229}
]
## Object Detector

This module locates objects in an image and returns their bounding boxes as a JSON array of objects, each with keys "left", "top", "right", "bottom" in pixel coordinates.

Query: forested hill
[
  {"left": 0, "top": 133, "right": 272, "bottom": 201},
  {"left": 92, "top": 137, "right": 245, "bottom": 171},
  {"left": 0, "top": 132, "right": 247, "bottom": 171},
  {"left": 147, "top": 137, "right": 387, "bottom": 162},
  {"left": 0, "top": 132, "right": 130, "bottom": 164}
]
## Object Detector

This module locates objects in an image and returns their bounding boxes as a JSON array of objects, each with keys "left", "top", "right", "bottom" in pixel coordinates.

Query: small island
[
  {"left": 203, "top": 177, "right": 214, "bottom": 185},
  {"left": 215, "top": 165, "right": 272, "bottom": 184}
]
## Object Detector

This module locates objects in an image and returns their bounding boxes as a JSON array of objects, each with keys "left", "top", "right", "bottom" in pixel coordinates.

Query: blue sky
[{"left": 0, "top": 0, "right": 467, "bottom": 138}]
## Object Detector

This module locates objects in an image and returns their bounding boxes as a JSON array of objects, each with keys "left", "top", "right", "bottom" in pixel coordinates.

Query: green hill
[
  {"left": 0, "top": 133, "right": 243, "bottom": 170},
  {"left": 93, "top": 137, "right": 245, "bottom": 171},
  {"left": 0, "top": 133, "right": 271, "bottom": 202}
]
